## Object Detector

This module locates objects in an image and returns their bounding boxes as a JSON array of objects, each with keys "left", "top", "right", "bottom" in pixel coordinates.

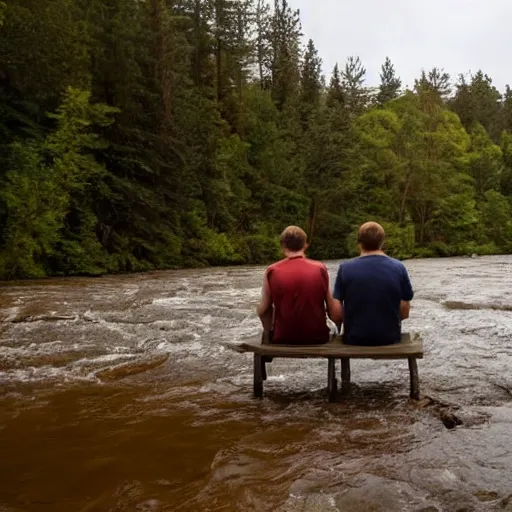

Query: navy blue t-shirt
[{"left": 333, "top": 255, "right": 414, "bottom": 346}]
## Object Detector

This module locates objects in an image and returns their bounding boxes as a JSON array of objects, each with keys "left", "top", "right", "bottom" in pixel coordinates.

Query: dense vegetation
[{"left": 1, "top": 0, "right": 512, "bottom": 278}]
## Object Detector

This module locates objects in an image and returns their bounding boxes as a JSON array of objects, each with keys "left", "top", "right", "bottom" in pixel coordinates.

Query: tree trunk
[
  {"left": 215, "top": 0, "right": 222, "bottom": 102},
  {"left": 399, "top": 171, "right": 412, "bottom": 226}
]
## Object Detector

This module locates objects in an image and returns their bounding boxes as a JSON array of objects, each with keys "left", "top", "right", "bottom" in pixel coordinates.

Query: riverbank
[{"left": 1, "top": 244, "right": 510, "bottom": 283}]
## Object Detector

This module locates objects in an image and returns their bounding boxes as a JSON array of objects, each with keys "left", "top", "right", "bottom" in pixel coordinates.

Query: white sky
[{"left": 291, "top": 0, "right": 511, "bottom": 92}]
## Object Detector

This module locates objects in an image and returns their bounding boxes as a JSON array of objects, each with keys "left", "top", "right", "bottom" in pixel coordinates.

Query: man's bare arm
[
  {"left": 326, "top": 289, "right": 343, "bottom": 328},
  {"left": 400, "top": 300, "right": 410, "bottom": 320},
  {"left": 257, "top": 273, "right": 273, "bottom": 332}
]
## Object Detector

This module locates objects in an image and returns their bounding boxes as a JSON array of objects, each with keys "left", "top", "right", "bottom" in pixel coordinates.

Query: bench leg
[
  {"left": 261, "top": 358, "right": 268, "bottom": 381},
  {"left": 408, "top": 357, "right": 420, "bottom": 400},
  {"left": 341, "top": 357, "right": 351, "bottom": 394},
  {"left": 327, "top": 357, "right": 337, "bottom": 402},
  {"left": 254, "top": 354, "right": 263, "bottom": 398}
]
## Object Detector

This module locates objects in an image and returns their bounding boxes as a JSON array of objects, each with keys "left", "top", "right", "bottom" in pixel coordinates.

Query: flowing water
[{"left": 1, "top": 256, "right": 512, "bottom": 511}]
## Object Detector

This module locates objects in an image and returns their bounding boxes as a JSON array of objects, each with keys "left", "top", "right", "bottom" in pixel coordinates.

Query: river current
[{"left": 1, "top": 256, "right": 512, "bottom": 511}]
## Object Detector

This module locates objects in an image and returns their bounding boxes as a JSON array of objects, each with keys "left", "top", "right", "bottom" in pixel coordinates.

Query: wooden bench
[{"left": 228, "top": 333, "right": 423, "bottom": 402}]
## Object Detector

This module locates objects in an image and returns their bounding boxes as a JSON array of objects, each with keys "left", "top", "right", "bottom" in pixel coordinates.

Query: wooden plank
[{"left": 227, "top": 333, "right": 423, "bottom": 359}]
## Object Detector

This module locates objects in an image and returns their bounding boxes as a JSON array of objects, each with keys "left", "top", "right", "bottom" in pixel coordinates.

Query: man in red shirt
[{"left": 257, "top": 226, "right": 342, "bottom": 344}]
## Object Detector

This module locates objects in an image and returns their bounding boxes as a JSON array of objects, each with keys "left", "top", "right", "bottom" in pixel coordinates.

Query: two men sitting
[{"left": 257, "top": 222, "right": 414, "bottom": 346}]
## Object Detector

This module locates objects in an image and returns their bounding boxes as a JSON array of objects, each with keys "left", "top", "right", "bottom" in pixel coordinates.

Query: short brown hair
[
  {"left": 357, "top": 222, "right": 385, "bottom": 251},
  {"left": 280, "top": 226, "right": 307, "bottom": 251}
]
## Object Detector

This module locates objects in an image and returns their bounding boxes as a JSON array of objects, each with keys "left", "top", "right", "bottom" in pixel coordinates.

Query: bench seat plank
[{"left": 228, "top": 333, "right": 423, "bottom": 359}]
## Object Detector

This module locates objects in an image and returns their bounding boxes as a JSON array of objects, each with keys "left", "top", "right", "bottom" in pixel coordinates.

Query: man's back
[
  {"left": 267, "top": 257, "right": 330, "bottom": 345},
  {"left": 333, "top": 255, "right": 413, "bottom": 346}
]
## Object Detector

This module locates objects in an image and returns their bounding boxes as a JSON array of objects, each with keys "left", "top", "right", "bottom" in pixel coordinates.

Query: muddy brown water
[{"left": 1, "top": 256, "right": 512, "bottom": 511}]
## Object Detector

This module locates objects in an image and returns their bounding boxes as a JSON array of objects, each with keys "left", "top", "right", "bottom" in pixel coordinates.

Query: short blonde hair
[
  {"left": 357, "top": 222, "right": 385, "bottom": 251},
  {"left": 280, "top": 226, "right": 307, "bottom": 251}
]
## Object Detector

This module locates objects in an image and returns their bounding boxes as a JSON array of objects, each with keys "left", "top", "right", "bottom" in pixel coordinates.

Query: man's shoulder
[
  {"left": 342, "top": 255, "right": 406, "bottom": 271},
  {"left": 304, "top": 258, "right": 327, "bottom": 270},
  {"left": 381, "top": 255, "right": 406, "bottom": 267},
  {"left": 340, "top": 256, "right": 366, "bottom": 271},
  {"left": 267, "top": 258, "right": 287, "bottom": 271},
  {"left": 340, "top": 257, "right": 358, "bottom": 268},
  {"left": 384, "top": 256, "right": 409, "bottom": 272},
  {"left": 268, "top": 257, "right": 326, "bottom": 270}
]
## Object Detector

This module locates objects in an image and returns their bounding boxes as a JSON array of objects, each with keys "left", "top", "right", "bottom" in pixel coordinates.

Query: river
[{"left": 1, "top": 256, "right": 512, "bottom": 511}]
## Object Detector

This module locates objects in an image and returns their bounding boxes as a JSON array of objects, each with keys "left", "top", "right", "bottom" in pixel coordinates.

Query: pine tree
[
  {"left": 255, "top": 0, "right": 271, "bottom": 88},
  {"left": 210, "top": 0, "right": 255, "bottom": 104},
  {"left": 269, "top": 0, "right": 302, "bottom": 109},
  {"left": 501, "top": 85, "right": 512, "bottom": 133},
  {"left": 377, "top": 57, "right": 401, "bottom": 105},
  {"left": 300, "top": 39, "right": 323, "bottom": 106},
  {"left": 326, "top": 63, "right": 344, "bottom": 107},
  {"left": 414, "top": 67, "right": 451, "bottom": 100},
  {"left": 341, "top": 56, "right": 370, "bottom": 118},
  {"left": 450, "top": 70, "right": 502, "bottom": 141},
  {"left": 299, "top": 38, "right": 322, "bottom": 127}
]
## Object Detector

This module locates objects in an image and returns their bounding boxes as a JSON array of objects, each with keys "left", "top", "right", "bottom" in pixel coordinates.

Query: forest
[{"left": 1, "top": 0, "right": 512, "bottom": 279}]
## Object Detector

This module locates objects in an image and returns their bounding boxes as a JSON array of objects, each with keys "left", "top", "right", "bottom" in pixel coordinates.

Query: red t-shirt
[{"left": 266, "top": 256, "right": 330, "bottom": 345}]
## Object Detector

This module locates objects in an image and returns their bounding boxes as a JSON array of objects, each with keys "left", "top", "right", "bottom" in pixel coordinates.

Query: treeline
[{"left": 1, "top": 0, "right": 512, "bottom": 278}]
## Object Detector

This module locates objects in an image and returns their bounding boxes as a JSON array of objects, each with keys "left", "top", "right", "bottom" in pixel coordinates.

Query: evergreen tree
[
  {"left": 300, "top": 39, "right": 323, "bottom": 107},
  {"left": 269, "top": 0, "right": 302, "bottom": 109},
  {"left": 377, "top": 57, "right": 401, "bottom": 105},
  {"left": 501, "top": 85, "right": 512, "bottom": 133},
  {"left": 450, "top": 71, "right": 502, "bottom": 141},
  {"left": 414, "top": 67, "right": 451, "bottom": 99},
  {"left": 327, "top": 63, "right": 344, "bottom": 107},
  {"left": 255, "top": 0, "right": 271, "bottom": 87},
  {"left": 341, "top": 56, "right": 370, "bottom": 118},
  {"left": 299, "top": 38, "right": 323, "bottom": 127}
]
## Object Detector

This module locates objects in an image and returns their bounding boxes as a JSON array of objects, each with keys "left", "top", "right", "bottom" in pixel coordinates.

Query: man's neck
[
  {"left": 283, "top": 249, "right": 306, "bottom": 259},
  {"left": 360, "top": 249, "right": 385, "bottom": 257}
]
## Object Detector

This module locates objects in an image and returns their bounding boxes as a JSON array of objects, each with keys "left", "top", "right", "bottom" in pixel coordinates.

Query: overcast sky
[{"left": 292, "top": 0, "right": 511, "bottom": 92}]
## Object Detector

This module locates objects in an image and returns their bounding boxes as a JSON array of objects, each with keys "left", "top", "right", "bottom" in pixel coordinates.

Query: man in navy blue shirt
[{"left": 333, "top": 222, "right": 414, "bottom": 346}]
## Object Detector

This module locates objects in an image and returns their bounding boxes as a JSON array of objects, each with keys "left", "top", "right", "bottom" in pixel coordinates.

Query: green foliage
[
  {"left": 1, "top": 0, "right": 512, "bottom": 279},
  {"left": 414, "top": 67, "right": 451, "bottom": 100},
  {"left": 234, "top": 234, "right": 281, "bottom": 264},
  {"left": 345, "top": 221, "right": 415, "bottom": 260},
  {"left": 450, "top": 71, "right": 502, "bottom": 142},
  {"left": 479, "top": 190, "right": 512, "bottom": 251},
  {"left": 0, "top": 87, "right": 116, "bottom": 278},
  {"left": 202, "top": 230, "right": 241, "bottom": 266},
  {"left": 0, "top": 142, "right": 64, "bottom": 277},
  {"left": 500, "top": 131, "right": 512, "bottom": 196},
  {"left": 467, "top": 123, "right": 502, "bottom": 197}
]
